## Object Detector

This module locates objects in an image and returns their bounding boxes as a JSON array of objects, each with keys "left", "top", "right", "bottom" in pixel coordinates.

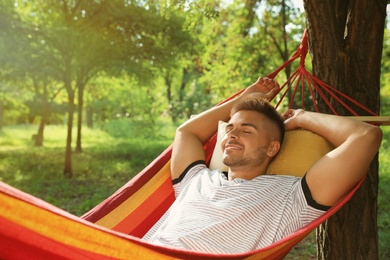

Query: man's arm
[
  {"left": 170, "top": 77, "right": 280, "bottom": 180},
  {"left": 283, "top": 110, "right": 383, "bottom": 206}
]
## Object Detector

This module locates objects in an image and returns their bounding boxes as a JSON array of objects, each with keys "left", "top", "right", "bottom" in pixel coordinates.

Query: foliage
[
  {"left": 86, "top": 73, "right": 162, "bottom": 124},
  {"left": 155, "top": 0, "right": 307, "bottom": 124},
  {"left": 0, "top": 80, "right": 32, "bottom": 126},
  {"left": 0, "top": 0, "right": 194, "bottom": 175},
  {"left": 378, "top": 126, "right": 390, "bottom": 259},
  {"left": 0, "top": 0, "right": 307, "bottom": 130},
  {"left": 1, "top": 0, "right": 387, "bottom": 130},
  {"left": 381, "top": 27, "right": 390, "bottom": 115}
]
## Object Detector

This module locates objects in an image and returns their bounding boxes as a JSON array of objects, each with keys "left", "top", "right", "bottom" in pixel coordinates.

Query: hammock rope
[
  {"left": 269, "top": 30, "right": 378, "bottom": 117},
  {"left": 214, "top": 30, "right": 379, "bottom": 120}
]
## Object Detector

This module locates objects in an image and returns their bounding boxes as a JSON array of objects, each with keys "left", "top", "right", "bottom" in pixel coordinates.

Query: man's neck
[{"left": 227, "top": 166, "right": 267, "bottom": 181}]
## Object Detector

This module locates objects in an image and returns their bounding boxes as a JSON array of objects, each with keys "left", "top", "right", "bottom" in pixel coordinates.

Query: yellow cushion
[
  {"left": 266, "top": 129, "right": 334, "bottom": 177},
  {"left": 209, "top": 122, "right": 334, "bottom": 177}
]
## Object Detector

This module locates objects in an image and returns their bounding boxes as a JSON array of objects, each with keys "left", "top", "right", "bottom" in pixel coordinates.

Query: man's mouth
[{"left": 224, "top": 142, "right": 243, "bottom": 151}]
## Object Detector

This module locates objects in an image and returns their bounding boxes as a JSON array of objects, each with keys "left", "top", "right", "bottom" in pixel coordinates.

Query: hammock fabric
[{"left": 0, "top": 30, "right": 380, "bottom": 259}]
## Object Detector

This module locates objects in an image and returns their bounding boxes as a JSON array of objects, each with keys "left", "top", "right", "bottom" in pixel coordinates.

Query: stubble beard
[{"left": 223, "top": 145, "right": 268, "bottom": 168}]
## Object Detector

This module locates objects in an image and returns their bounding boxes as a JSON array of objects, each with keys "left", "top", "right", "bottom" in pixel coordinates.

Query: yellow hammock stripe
[
  {"left": 95, "top": 161, "right": 172, "bottom": 229},
  {"left": 0, "top": 191, "right": 177, "bottom": 259}
]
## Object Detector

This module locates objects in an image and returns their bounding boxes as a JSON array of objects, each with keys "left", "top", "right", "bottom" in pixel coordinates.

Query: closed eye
[
  {"left": 225, "top": 124, "right": 255, "bottom": 135},
  {"left": 225, "top": 124, "right": 234, "bottom": 134}
]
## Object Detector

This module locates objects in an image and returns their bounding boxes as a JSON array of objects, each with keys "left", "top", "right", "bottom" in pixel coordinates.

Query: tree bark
[
  {"left": 34, "top": 100, "right": 50, "bottom": 147},
  {"left": 303, "top": 0, "right": 386, "bottom": 259},
  {"left": 64, "top": 90, "right": 74, "bottom": 178},
  {"left": 34, "top": 118, "right": 45, "bottom": 147},
  {"left": 0, "top": 101, "right": 4, "bottom": 129},
  {"left": 76, "top": 81, "right": 85, "bottom": 153},
  {"left": 64, "top": 62, "right": 74, "bottom": 178},
  {"left": 86, "top": 106, "right": 93, "bottom": 128},
  {"left": 164, "top": 72, "right": 177, "bottom": 124}
]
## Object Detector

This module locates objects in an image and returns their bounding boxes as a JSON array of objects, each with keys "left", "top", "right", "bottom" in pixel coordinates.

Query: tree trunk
[
  {"left": 86, "top": 106, "right": 93, "bottom": 128},
  {"left": 0, "top": 101, "right": 4, "bottom": 129},
  {"left": 34, "top": 118, "right": 45, "bottom": 147},
  {"left": 280, "top": 0, "right": 292, "bottom": 104},
  {"left": 64, "top": 91, "right": 74, "bottom": 178},
  {"left": 34, "top": 100, "right": 50, "bottom": 147},
  {"left": 303, "top": 0, "right": 386, "bottom": 259},
  {"left": 63, "top": 63, "right": 74, "bottom": 178},
  {"left": 76, "top": 82, "right": 85, "bottom": 153},
  {"left": 165, "top": 73, "right": 177, "bottom": 124}
]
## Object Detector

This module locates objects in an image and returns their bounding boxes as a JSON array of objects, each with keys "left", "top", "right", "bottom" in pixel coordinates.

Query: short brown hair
[{"left": 231, "top": 98, "right": 285, "bottom": 144}]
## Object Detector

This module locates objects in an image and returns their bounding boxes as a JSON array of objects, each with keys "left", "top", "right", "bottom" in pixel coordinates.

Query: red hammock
[{"left": 0, "top": 30, "right": 385, "bottom": 259}]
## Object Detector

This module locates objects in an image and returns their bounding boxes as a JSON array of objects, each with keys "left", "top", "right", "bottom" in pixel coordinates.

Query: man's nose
[{"left": 227, "top": 128, "right": 240, "bottom": 139}]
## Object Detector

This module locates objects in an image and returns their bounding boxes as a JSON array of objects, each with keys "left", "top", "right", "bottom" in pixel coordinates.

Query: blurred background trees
[
  {"left": 0, "top": 0, "right": 307, "bottom": 175},
  {"left": 1, "top": 0, "right": 389, "bottom": 169}
]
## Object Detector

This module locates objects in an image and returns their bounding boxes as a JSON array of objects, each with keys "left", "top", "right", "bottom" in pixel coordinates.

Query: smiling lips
[{"left": 224, "top": 142, "right": 243, "bottom": 151}]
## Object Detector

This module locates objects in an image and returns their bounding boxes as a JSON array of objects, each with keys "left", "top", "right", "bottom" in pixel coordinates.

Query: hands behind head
[
  {"left": 282, "top": 109, "right": 305, "bottom": 131},
  {"left": 243, "top": 77, "right": 305, "bottom": 131},
  {"left": 242, "top": 77, "right": 280, "bottom": 101}
]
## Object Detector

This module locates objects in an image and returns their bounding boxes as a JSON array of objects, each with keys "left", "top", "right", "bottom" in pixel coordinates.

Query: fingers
[
  {"left": 282, "top": 109, "right": 305, "bottom": 130},
  {"left": 242, "top": 77, "right": 280, "bottom": 100},
  {"left": 264, "top": 87, "right": 279, "bottom": 100},
  {"left": 256, "top": 77, "right": 280, "bottom": 101},
  {"left": 257, "top": 77, "right": 279, "bottom": 91},
  {"left": 281, "top": 109, "right": 294, "bottom": 121}
]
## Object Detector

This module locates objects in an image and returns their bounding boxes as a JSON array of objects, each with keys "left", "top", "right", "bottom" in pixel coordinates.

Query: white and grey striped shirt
[{"left": 143, "top": 160, "right": 328, "bottom": 253}]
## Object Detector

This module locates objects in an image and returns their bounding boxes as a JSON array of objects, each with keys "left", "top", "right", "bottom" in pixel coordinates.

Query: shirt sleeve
[
  {"left": 301, "top": 174, "right": 331, "bottom": 211},
  {"left": 171, "top": 160, "right": 206, "bottom": 198}
]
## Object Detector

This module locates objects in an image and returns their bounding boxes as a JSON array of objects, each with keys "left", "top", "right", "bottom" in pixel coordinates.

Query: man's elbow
[
  {"left": 366, "top": 126, "right": 383, "bottom": 152},
  {"left": 175, "top": 123, "right": 190, "bottom": 137}
]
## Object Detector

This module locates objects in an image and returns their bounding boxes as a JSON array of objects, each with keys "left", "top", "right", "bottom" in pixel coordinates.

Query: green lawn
[
  {"left": 0, "top": 122, "right": 389, "bottom": 258},
  {"left": 0, "top": 122, "right": 172, "bottom": 216}
]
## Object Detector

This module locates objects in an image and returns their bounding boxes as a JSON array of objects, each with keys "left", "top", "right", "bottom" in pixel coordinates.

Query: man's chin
[{"left": 222, "top": 157, "right": 239, "bottom": 168}]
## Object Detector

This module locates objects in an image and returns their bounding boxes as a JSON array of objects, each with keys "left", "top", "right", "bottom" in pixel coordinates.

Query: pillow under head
[{"left": 209, "top": 121, "right": 334, "bottom": 177}]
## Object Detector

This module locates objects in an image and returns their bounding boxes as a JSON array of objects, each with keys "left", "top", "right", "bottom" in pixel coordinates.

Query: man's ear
[{"left": 267, "top": 141, "right": 281, "bottom": 157}]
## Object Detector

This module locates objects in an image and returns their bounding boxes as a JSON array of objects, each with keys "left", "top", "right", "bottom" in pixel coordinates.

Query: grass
[
  {"left": 0, "top": 120, "right": 172, "bottom": 216},
  {"left": 0, "top": 121, "right": 389, "bottom": 258}
]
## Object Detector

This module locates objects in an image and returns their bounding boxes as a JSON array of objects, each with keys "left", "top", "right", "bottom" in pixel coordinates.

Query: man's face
[{"left": 221, "top": 110, "right": 275, "bottom": 169}]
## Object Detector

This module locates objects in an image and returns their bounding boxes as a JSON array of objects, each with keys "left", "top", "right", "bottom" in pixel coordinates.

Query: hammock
[{"left": 0, "top": 30, "right": 387, "bottom": 259}]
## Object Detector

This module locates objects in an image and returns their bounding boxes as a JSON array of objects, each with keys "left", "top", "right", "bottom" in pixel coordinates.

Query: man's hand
[
  {"left": 241, "top": 77, "right": 280, "bottom": 101},
  {"left": 282, "top": 109, "right": 305, "bottom": 131}
]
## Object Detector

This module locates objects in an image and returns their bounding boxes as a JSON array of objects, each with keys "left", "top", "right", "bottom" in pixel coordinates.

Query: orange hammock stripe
[
  {"left": 128, "top": 192, "right": 177, "bottom": 238},
  {"left": 0, "top": 180, "right": 330, "bottom": 260},
  {"left": 111, "top": 174, "right": 174, "bottom": 235},
  {"left": 0, "top": 216, "right": 116, "bottom": 260},
  {"left": 0, "top": 174, "right": 363, "bottom": 259},
  {"left": 95, "top": 161, "right": 173, "bottom": 230},
  {"left": 0, "top": 189, "right": 176, "bottom": 259},
  {"left": 81, "top": 146, "right": 173, "bottom": 223}
]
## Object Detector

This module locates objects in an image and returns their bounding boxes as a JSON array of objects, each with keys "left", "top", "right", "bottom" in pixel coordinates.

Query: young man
[{"left": 143, "top": 77, "right": 382, "bottom": 253}]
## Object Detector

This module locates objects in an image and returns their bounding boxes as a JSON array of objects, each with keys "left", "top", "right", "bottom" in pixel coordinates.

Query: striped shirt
[{"left": 143, "top": 160, "right": 328, "bottom": 253}]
